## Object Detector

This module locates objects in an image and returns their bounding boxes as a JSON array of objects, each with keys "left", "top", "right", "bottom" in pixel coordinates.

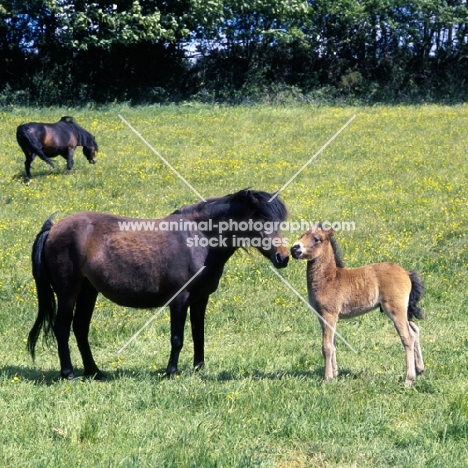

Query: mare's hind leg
[
  {"left": 55, "top": 295, "right": 79, "bottom": 379},
  {"left": 73, "top": 279, "right": 103, "bottom": 379},
  {"left": 409, "top": 321, "right": 424, "bottom": 377},
  {"left": 384, "top": 306, "right": 417, "bottom": 386}
]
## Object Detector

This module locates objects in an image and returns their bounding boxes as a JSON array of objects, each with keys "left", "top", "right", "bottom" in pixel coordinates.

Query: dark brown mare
[
  {"left": 16, "top": 116, "right": 98, "bottom": 182},
  {"left": 291, "top": 226, "right": 424, "bottom": 386},
  {"left": 28, "top": 189, "right": 289, "bottom": 379}
]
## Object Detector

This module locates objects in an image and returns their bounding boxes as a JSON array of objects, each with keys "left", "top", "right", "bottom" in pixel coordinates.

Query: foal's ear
[{"left": 324, "top": 228, "right": 335, "bottom": 238}]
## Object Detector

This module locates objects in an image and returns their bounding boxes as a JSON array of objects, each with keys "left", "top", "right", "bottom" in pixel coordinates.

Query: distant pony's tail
[
  {"left": 407, "top": 270, "right": 424, "bottom": 321},
  {"left": 16, "top": 125, "right": 55, "bottom": 168},
  {"left": 28, "top": 215, "right": 57, "bottom": 360}
]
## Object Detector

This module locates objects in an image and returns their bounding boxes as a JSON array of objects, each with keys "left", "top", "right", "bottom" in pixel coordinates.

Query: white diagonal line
[
  {"left": 269, "top": 114, "right": 356, "bottom": 202},
  {"left": 118, "top": 114, "right": 207, "bottom": 202},
  {"left": 117, "top": 266, "right": 206, "bottom": 354},
  {"left": 268, "top": 266, "right": 357, "bottom": 353}
]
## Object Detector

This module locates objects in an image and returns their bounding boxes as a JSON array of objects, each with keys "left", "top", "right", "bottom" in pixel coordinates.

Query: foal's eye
[{"left": 313, "top": 236, "right": 320, "bottom": 243}]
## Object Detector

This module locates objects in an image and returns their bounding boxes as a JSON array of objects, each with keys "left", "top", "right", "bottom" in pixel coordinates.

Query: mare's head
[
  {"left": 291, "top": 226, "right": 344, "bottom": 267},
  {"left": 175, "top": 189, "right": 290, "bottom": 268}
]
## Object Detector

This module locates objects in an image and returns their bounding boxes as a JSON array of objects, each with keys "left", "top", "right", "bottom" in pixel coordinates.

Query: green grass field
[{"left": 0, "top": 104, "right": 467, "bottom": 467}]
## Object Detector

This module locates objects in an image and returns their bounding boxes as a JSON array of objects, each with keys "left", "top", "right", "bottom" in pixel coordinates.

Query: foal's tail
[
  {"left": 28, "top": 215, "right": 57, "bottom": 360},
  {"left": 407, "top": 270, "right": 424, "bottom": 321},
  {"left": 16, "top": 125, "right": 55, "bottom": 168}
]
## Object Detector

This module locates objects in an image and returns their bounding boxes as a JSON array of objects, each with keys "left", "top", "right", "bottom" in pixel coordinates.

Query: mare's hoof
[
  {"left": 166, "top": 366, "right": 179, "bottom": 378},
  {"left": 194, "top": 361, "right": 205, "bottom": 372},
  {"left": 84, "top": 371, "right": 106, "bottom": 381},
  {"left": 61, "top": 371, "right": 76, "bottom": 380}
]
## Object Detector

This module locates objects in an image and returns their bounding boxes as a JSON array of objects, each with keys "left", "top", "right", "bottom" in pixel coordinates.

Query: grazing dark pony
[
  {"left": 291, "top": 226, "right": 424, "bottom": 386},
  {"left": 16, "top": 116, "right": 98, "bottom": 182},
  {"left": 28, "top": 189, "right": 289, "bottom": 379}
]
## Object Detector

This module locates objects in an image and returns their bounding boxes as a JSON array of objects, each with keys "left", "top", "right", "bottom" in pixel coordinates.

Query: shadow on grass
[
  {"left": 205, "top": 367, "right": 366, "bottom": 383},
  {"left": 4, "top": 364, "right": 419, "bottom": 390}
]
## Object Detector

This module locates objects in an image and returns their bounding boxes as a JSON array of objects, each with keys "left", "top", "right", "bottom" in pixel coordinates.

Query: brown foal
[{"left": 291, "top": 227, "right": 424, "bottom": 386}]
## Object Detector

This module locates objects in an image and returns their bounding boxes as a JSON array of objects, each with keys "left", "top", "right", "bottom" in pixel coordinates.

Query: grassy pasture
[{"left": 0, "top": 104, "right": 467, "bottom": 467}]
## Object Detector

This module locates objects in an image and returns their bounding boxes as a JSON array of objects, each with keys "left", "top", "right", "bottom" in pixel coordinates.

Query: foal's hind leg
[
  {"left": 409, "top": 321, "right": 424, "bottom": 377},
  {"left": 384, "top": 306, "right": 417, "bottom": 386},
  {"left": 73, "top": 279, "right": 103, "bottom": 379}
]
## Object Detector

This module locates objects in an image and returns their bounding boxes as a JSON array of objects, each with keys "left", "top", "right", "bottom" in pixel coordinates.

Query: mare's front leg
[
  {"left": 166, "top": 294, "right": 189, "bottom": 376},
  {"left": 190, "top": 296, "right": 209, "bottom": 371},
  {"left": 320, "top": 310, "right": 338, "bottom": 382}
]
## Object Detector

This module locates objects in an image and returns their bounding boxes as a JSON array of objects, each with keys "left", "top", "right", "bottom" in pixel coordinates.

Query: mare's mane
[{"left": 172, "top": 189, "right": 288, "bottom": 223}]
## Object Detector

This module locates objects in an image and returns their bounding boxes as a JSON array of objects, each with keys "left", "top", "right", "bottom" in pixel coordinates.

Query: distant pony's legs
[
  {"left": 409, "top": 321, "right": 424, "bottom": 377},
  {"left": 73, "top": 279, "right": 102, "bottom": 379},
  {"left": 63, "top": 148, "right": 76, "bottom": 174},
  {"left": 320, "top": 311, "right": 339, "bottom": 381},
  {"left": 384, "top": 306, "right": 417, "bottom": 386},
  {"left": 24, "top": 153, "right": 35, "bottom": 181}
]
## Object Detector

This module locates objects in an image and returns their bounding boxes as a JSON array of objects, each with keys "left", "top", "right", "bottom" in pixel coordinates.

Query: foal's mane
[
  {"left": 60, "top": 116, "right": 98, "bottom": 150},
  {"left": 172, "top": 189, "right": 288, "bottom": 222},
  {"left": 329, "top": 236, "right": 345, "bottom": 268}
]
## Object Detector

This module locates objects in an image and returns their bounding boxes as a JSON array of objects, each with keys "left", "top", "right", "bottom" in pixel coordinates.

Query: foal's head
[{"left": 291, "top": 227, "right": 344, "bottom": 267}]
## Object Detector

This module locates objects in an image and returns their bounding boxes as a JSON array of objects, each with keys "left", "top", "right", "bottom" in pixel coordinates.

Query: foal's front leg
[{"left": 320, "top": 310, "right": 339, "bottom": 381}]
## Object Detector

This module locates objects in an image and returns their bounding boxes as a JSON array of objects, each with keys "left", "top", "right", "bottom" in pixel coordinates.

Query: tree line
[{"left": 1, "top": 0, "right": 468, "bottom": 105}]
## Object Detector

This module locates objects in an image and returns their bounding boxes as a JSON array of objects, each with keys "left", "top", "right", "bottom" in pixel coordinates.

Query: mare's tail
[
  {"left": 28, "top": 215, "right": 57, "bottom": 360},
  {"left": 16, "top": 125, "right": 55, "bottom": 167},
  {"left": 407, "top": 270, "right": 424, "bottom": 321}
]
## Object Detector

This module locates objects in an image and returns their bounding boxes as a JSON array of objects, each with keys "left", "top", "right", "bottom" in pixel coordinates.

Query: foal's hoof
[{"left": 404, "top": 378, "right": 415, "bottom": 388}]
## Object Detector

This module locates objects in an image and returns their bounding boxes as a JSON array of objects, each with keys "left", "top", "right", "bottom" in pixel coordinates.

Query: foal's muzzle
[{"left": 290, "top": 243, "right": 303, "bottom": 259}]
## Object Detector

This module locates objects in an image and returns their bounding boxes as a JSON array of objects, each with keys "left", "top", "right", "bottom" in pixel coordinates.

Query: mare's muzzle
[{"left": 274, "top": 251, "right": 289, "bottom": 268}]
